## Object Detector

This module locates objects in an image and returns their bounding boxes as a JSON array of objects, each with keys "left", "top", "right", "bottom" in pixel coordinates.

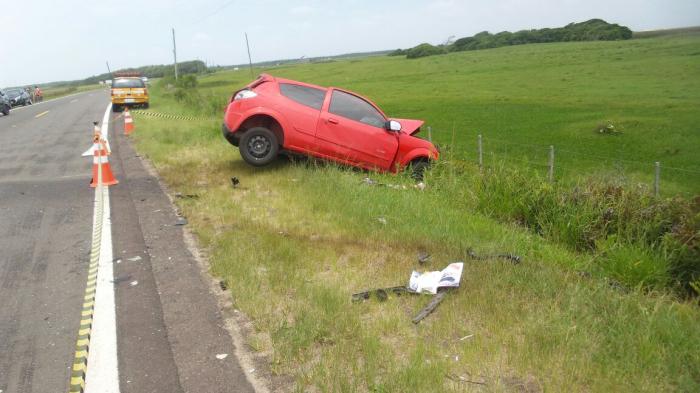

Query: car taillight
[
  {"left": 233, "top": 89, "right": 257, "bottom": 101},
  {"left": 143, "top": 88, "right": 148, "bottom": 95}
]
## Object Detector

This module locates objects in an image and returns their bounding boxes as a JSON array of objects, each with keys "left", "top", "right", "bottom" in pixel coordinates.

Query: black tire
[
  {"left": 112, "top": 104, "right": 122, "bottom": 113},
  {"left": 2, "top": 105, "right": 9, "bottom": 116},
  {"left": 410, "top": 160, "right": 431, "bottom": 181},
  {"left": 239, "top": 127, "right": 280, "bottom": 167},
  {"left": 142, "top": 103, "right": 150, "bottom": 109}
]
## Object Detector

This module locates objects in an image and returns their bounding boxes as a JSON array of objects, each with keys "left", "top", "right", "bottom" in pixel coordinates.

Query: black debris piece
[
  {"left": 413, "top": 290, "right": 450, "bottom": 324},
  {"left": 466, "top": 248, "right": 521, "bottom": 265},
  {"left": 219, "top": 280, "right": 228, "bottom": 291},
  {"left": 418, "top": 251, "right": 431, "bottom": 265},
  {"left": 231, "top": 177, "right": 240, "bottom": 188},
  {"left": 351, "top": 286, "right": 417, "bottom": 303}
]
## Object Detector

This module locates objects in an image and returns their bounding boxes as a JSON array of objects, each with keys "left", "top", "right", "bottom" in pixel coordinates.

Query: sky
[{"left": 1, "top": 0, "right": 698, "bottom": 87}]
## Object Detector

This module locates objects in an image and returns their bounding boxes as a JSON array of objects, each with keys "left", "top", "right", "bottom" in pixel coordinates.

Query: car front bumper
[{"left": 112, "top": 97, "right": 149, "bottom": 105}]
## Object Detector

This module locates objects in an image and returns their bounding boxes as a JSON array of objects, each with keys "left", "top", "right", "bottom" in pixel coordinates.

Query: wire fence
[{"left": 425, "top": 126, "right": 700, "bottom": 197}]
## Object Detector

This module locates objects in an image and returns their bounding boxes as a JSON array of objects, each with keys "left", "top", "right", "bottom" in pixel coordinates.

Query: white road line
[{"left": 84, "top": 103, "right": 120, "bottom": 393}]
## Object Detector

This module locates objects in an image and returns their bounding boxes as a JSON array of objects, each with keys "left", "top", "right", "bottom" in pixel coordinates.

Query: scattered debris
[
  {"left": 130, "top": 280, "right": 138, "bottom": 286},
  {"left": 413, "top": 290, "right": 450, "bottom": 324},
  {"left": 127, "top": 256, "right": 142, "bottom": 262},
  {"left": 174, "top": 217, "right": 188, "bottom": 226},
  {"left": 377, "top": 217, "right": 387, "bottom": 225},
  {"left": 351, "top": 286, "right": 417, "bottom": 303},
  {"left": 409, "top": 262, "right": 463, "bottom": 294},
  {"left": 215, "top": 353, "right": 228, "bottom": 360},
  {"left": 111, "top": 275, "right": 132, "bottom": 284},
  {"left": 174, "top": 192, "right": 199, "bottom": 199},
  {"left": 152, "top": 209, "right": 162, "bottom": 213},
  {"left": 466, "top": 248, "right": 521, "bottom": 265},
  {"left": 361, "top": 177, "right": 416, "bottom": 190},
  {"left": 248, "top": 368, "right": 255, "bottom": 373},
  {"left": 446, "top": 373, "right": 487, "bottom": 386},
  {"left": 231, "top": 177, "right": 240, "bottom": 188},
  {"left": 417, "top": 251, "right": 431, "bottom": 265},
  {"left": 219, "top": 280, "right": 229, "bottom": 291},
  {"left": 459, "top": 334, "right": 474, "bottom": 341}
]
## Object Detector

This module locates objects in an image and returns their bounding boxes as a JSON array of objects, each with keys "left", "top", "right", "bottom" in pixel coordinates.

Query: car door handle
[{"left": 327, "top": 117, "right": 339, "bottom": 125}]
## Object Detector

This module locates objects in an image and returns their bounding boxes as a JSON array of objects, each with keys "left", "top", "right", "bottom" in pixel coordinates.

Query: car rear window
[
  {"left": 280, "top": 83, "right": 326, "bottom": 110},
  {"left": 112, "top": 79, "right": 145, "bottom": 88}
]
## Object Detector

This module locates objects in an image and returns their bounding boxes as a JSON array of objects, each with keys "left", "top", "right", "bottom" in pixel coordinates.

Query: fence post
[
  {"left": 477, "top": 134, "right": 483, "bottom": 170},
  {"left": 654, "top": 161, "right": 660, "bottom": 197},
  {"left": 548, "top": 145, "right": 555, "bottom": 183},
  {"left": 427, "top": 126, "right": 432, "bottom": 142}
]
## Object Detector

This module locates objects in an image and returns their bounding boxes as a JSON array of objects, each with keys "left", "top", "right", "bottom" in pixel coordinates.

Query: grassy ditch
[{"left": 130, "top": 35, "right": 699, "bottom": 392}]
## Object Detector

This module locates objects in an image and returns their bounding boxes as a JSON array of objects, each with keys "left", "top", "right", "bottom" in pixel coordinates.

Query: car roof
[{"left": 270, "top": 75, "right": 327, "bottom": 91}]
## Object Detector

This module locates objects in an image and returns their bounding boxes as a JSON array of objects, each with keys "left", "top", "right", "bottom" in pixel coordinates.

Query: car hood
[{"left": 392, "top": 118, "right": 425, "bottom": 136}]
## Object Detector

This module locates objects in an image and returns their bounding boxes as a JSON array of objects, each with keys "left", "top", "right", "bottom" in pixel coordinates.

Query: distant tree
[
  {"left": 398, "top": 19, "right": 633, "bottom": 59},
  {"left": 388, "top": 48, "right": 406, "bottom": 56},
  {"left": 405, "top": 43, "right": 446, "bottom": 59}
]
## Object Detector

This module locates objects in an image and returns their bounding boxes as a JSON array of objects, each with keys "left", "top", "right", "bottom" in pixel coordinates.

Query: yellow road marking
[{"left": 35, "top": 110, "right": 50, "bottom": 118}]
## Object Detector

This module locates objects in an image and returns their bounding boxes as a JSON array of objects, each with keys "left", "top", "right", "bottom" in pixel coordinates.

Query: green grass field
[
  {"left": 130, "top": 33, "right": 700, "bottom": 392},
  {"left": 41, "top": 83, "right": 103, "bottom": 101},
  {"left": 164, "top": 32, "right": 699, "bottom": 195}
]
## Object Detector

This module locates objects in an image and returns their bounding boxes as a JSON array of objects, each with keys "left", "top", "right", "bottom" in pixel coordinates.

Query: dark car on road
[
  {"left": 5, "top": 88, "right": 32, "bottom": 107},
  {"left": 0, "top": 90, "right": 10, "bottom": 116}
]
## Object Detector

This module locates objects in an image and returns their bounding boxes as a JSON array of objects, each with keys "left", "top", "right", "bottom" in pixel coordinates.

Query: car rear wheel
[
  {"left": 112, "top": 104, "right": 122, "bottom": 112},
  {"left": 1, "top": 105, "right": 9, "bottom": 116},
  {"left": 239, "top": 127, "right": 279, "bottom": 166}
]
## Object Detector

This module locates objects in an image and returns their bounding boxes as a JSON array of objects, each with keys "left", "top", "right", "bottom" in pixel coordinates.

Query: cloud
[{"left": 290, "top": 5, "right": 317, "bottom": 16}]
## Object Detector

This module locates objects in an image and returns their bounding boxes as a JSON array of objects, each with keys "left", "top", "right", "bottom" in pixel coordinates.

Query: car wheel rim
[{"left": 248, "top": 135, "right": 271, "bottom": 159}]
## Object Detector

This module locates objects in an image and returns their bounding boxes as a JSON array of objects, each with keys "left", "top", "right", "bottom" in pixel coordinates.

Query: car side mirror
[{"left": 385, "top": 120, "right": 402, "bottom": 132}]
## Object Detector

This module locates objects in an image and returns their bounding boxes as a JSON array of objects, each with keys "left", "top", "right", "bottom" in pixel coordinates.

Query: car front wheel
[{"left": 239, "top": 127, "right": 280, "bottom": 167}]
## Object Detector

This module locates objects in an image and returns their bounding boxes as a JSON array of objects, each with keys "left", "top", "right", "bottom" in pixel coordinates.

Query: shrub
[
  {"left": 430, "top": 160, "right": 699, "bottom": 295},
  {"left": 405, "top": 43, "right": 446, "bottom": 59}
]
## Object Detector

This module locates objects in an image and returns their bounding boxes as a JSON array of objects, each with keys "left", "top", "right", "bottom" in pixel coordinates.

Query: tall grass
[{"left": 130, "top": 33, "right": 700, "bottom": 391}]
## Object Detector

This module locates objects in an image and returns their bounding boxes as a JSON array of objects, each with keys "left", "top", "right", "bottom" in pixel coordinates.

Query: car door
[
  {"left": 316, "top": 89, "right": 398, "bottom": 170},
  {"left": 277, "top": 83, "right": 327, "bottom": 152}
]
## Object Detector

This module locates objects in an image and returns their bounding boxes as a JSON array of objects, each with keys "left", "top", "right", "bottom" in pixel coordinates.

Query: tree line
[
  {"left": 82, "top": 60, "right": 208, "bottom": 85},
  {"left": 390, "top": 19, "right": 633, "bottom": 59}
]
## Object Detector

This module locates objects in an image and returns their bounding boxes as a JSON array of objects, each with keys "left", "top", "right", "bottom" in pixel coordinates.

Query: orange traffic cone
[
  {"left": 89, "top": 137, "right": 118, "bottom": 187},
  {"left": 124, "top": 109, "right": 134, "bottom": 135}
]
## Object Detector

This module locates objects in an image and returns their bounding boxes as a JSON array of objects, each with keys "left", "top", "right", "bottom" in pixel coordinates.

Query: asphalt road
[{"left": 0, "top": 93, "right": 255, "bottom": 392}]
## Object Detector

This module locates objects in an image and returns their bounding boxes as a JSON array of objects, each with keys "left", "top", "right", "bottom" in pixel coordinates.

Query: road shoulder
[{"left": 109, "top": 117, "right": 259, "bottom": 393}]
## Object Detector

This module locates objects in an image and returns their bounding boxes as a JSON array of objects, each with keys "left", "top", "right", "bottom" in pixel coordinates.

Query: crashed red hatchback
[{"left": 222, "top": 74, "right": 438, "bottom": 176}]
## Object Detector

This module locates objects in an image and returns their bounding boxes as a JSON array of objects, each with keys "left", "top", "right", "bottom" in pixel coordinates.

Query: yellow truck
[{"left": 110, "top": 73, "right": 149, "bottom": 112}]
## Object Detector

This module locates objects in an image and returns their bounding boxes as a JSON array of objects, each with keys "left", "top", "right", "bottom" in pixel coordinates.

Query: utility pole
[
  {"left": 105, "top": 61, "right": 112, "bottom": 77},
  {"left": 245, "top": 32, "right": 254, "bottom": 80},
  {"left": 172, "top": 28, "right": 179, "bottom": 80}
]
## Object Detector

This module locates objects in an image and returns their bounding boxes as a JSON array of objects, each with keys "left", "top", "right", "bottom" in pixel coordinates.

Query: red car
[{"left": 222, "top": 74, "right": 438, "bottom": 176}]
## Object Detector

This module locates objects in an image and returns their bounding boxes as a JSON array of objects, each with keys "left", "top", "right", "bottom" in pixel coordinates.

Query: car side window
[
  {"left": 280, "top": 83, "right": 326, "bottom": 110},
  {"left": 329, "top": 90, "right": 385, "bottom": 128}
]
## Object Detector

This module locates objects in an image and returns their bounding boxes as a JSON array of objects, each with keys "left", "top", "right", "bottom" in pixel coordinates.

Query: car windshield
[
  {"left": 5, "top": 89, "right": 21, "bottom": 98},
  {"left": 112, "top": 79, "right": 145, "bottom": 88}
]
